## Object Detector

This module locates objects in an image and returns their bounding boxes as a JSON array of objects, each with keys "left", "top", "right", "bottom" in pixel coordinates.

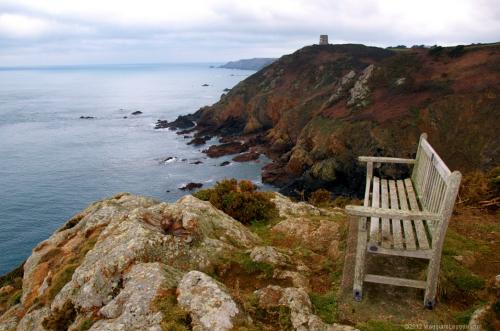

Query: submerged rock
[{"left": 131, "top": 110, "right": 143, "bottom": 115}]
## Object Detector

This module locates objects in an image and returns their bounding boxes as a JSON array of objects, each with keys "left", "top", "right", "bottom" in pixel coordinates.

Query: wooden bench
[{"left": 345, "top": 133, "right": 461, "bottom": 309}]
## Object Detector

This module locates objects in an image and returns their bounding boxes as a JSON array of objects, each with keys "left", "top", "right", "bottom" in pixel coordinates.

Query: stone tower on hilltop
[{"left": 319, "top": 35, "right": 329, "bottom": 45}]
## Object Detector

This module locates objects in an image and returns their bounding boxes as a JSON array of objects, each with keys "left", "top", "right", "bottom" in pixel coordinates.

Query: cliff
[
  {"left": 219, "top": 58, "right": 277, "bottom": 71},
  {"left": 183, "top": 43, "right": 500, "bottom": 196}
]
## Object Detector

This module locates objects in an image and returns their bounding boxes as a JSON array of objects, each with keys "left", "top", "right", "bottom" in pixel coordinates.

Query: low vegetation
[
  {"left": 153, "top": 289, "right": 191, "bottom": 331},
  {"left": 193, "top": 178, "right": 277, "bottom": 224}
]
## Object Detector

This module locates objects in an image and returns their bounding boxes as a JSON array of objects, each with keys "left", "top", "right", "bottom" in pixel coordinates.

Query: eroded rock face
[
  {"left": 347, "top": 64, "right": 375, "bottom": 109},
  {"left": 177, "top": 271, "right": 247, "bottom": 331}
]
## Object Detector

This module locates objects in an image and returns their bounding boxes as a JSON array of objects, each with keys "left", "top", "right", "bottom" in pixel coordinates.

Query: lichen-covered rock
[
  {"left": 90, "top": 263, "right": 177, "bottom": 331},
  {"left": 17, "top": 307, "right": 50, "bottom": 331},
  {"left": 22, "top": 193, "right": 160, "bottom": 307},
  {"left": 271, "top": 193, "right": 322, "bottom": 218},
  {"left": 254, "top": 285, "right": 358, "bottom": 331},
  {"left": 0, "top": 304, "right": 23, "bottom": 331},
  {"left": 347, "top": 64, "right": 374, "bottom": 109},
  {"left": 2, "top": 193, "right": 262, "bottom": 331},
  {"left": 177, "top": 271, "right": 248, "bottom": 331},
  {"left": 326, "top": 70, "right": 356, "bottom": 106},
  {"left": 250, "top": 246, "right": 291, "bottom": 267}
]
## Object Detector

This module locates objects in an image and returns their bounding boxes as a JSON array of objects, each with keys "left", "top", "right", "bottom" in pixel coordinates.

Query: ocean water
[{"left": 0, "top": 63, "right": 271, "bottom": 274}]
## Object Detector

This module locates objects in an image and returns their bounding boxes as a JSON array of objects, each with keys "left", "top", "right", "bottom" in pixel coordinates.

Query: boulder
[{"left": 177, "top": 271, "right": 248, "bottom": 330}]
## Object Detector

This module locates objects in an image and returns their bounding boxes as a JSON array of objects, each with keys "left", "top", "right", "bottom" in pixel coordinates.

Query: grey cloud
[{"left": 0, "top": 0, "right": 499, "bottom": 66}]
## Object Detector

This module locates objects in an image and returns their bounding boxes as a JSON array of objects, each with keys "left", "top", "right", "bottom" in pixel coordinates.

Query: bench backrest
[{"left": 411, "top": 134, "right": 461, "bottom": 219}]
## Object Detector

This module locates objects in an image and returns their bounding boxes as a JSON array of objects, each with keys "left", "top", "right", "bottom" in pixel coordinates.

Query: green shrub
[{"left": 193, "top": 179, "right": 277, "bottom": 224}]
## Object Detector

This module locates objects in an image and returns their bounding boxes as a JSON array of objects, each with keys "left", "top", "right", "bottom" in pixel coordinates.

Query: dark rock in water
[
  {"left": 202, "top": 84, "right": 209, "bottom": 87},
  {"left": 183, "top": 135, "right": 191, "bottom": 139},
  {"left": 179, "top": 182, "right": 203, "bottom": 191},
  {"left": 223, "top": 88, "right": 231, "bottom": 92},
  {"left": 203, "top": 142, "right": 249, "bottom": 158},
  {"left": 131, "top": 111, "right": 143, "bottom": 115},
  {"left": 190, "top": 160, "right": 203, "bottom": 165},
  {"left": 166, "top": 190, "right": 170, "bottom": 193},
  {"left": 79, "top": 116, "right": 95, "bottom": 119},
  {"left": 220, "top": 161, "right": 231, "bottom": 166},
  {"left": 188, "top": 136, "right": 210, "bottom": 146},
  {"left": 181, "top": 158, "right": 187, "bottom": 162},
  {"left": 232, "top": 151, "right": 260, "bottom": 162},
  {"left": 123, "top": 116, "right": 128, "bottom": 119},
  {"left": 155, "top": 115, "right": 196, "bottom": 130},
  {"left": 155, "top": 119, "right": 169, "bottom": 129}
]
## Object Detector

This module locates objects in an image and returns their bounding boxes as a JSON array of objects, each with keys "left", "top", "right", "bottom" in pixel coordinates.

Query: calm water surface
[{"left": 0, "top": 64, "right": 270, "bottom": 274}]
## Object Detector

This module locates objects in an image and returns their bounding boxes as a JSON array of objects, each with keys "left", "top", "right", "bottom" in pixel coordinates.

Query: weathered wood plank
[
  {"left": 405, "top": 178, "right": 430, "bottom": 250},
  {"left": 397, "top": 180, "right": 417, "bottom": 250},
  {"left": 380, "top": 179, "right": 391, "bottom": 248},
  {"left": 364, "top": 274, "right": 427, "bottom": 289},
  {"left": 345, "top": 205, "right": 441, "bottom": 221},
  {"left": 358, "top": 156, "right": 415, "bottom": 164},
  {"left": 388, "top": 180, "right": 403, "bottom": 249},
  {"left": 367, "top": 246, "right": 432, "bottom": 259},
  {"left": 352, "top": 161, "right": 373, "bottom": 301},
  {"left": 369, "top": 177, "right": 380, "bottom": 246}
]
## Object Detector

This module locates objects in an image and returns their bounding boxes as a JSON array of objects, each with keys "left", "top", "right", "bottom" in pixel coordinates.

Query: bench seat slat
[
  {"left": 397, "top": 180, "right": 417, "bottom": 250},
  {"left": 369, "top": 177, "right": 381, "bottom": 246},
  {"left": 404, "top": 178, "right": 431, "bottom": 250},
  {"left": 380, "top": 179, "right": 391, "bottom": 248},
  {"left": 388, "top": 180, "right": 403, "bottom": 249}
]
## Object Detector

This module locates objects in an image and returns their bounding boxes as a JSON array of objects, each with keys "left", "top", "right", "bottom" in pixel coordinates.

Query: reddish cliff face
[{"left": 187, "top": 43, "right": 500, "bottom": 196}]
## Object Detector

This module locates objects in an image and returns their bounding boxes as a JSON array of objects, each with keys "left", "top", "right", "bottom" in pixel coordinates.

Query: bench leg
[
  {"left": 353, "top": 217, "right": 368, "bottom": 301},
  {"left": 424, "top": 254, "right": 441, "bottom": 309}
]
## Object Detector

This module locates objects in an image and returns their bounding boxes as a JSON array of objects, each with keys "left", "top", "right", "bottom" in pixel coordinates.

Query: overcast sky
[{"left": 0, "top": 0, "right": 498, "bottom": 66}]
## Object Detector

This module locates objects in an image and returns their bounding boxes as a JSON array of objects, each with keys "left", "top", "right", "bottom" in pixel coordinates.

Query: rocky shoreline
[{"left": 159, "top": 43, "right": 499, "bottom": 200}]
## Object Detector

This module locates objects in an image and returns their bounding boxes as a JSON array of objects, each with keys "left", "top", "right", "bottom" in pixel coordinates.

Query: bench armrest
[
  {"left": 358, "top": 156, "right": 415, "bottom": 164},
  {"left": 345, "top": 205, "right": 441, "bottom": 221}
]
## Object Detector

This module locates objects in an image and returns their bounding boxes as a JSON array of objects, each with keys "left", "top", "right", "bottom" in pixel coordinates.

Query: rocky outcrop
[
  {"left": 346, "top": 64, "right": 374, "bottom": 108},
  {"left": 0, "top": 191, "right": 361, "bottom": 331}
]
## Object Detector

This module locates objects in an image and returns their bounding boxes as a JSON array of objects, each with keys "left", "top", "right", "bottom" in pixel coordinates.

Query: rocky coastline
[{"left": 163, "top": 43, "right": 500, "bottom": 199}]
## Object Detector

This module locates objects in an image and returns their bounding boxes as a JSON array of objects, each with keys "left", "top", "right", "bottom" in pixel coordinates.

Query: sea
[{"left": 0, "top": 63, "right": 271, "bottom": 274}]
